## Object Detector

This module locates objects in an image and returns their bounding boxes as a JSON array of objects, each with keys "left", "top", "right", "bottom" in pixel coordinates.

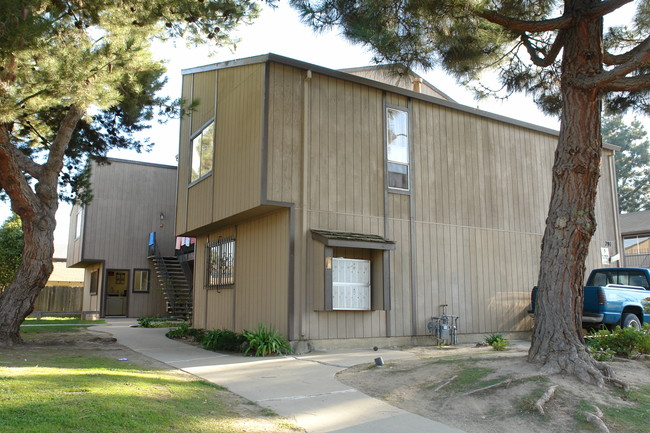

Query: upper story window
[
  {"left": 74, "top": 208, "right": 83, "bottom": 239},
  {"left": 386, "top": 107, "right": 409, "bottom": 191},
  {"left": 190, "top": 120, "right": 215, "bottom": 183}
]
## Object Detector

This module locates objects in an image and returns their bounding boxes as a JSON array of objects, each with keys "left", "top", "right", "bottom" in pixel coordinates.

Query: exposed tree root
[
  {"left": 433, "top": 375, "right": 458, "bottom": 392},
  {"left": 462, "top": 378, "right": 513, "bottom": 396},
  {"left": 585, "top": 407, "right": 610, "bottom": 433},
  {"left": 534, "top": 385, "right": 557, "bottom": 415},
  {"left": 529, "top": 346, "right": 614, "bottom": 387},
  {"left": 604, "top": 377, "right": 630, "bottom": 392}
]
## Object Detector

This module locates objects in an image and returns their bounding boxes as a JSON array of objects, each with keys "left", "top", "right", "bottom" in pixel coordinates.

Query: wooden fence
[{"left": 32, "top": 286, "right": 83, "bottom": 313}]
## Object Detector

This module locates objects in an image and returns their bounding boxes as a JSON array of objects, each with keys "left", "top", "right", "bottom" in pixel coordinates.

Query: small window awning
[{"left": 311, "top": 229, "right": 396, "bottom": 250}]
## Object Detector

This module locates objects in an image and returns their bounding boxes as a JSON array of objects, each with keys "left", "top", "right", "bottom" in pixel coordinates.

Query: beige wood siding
[
  {"left": 213, "top": 64, "right": 264, "bottom": 220},
  {"left": 186, "top": 176, "right": 213, "bottom": 232},
  {"left": 192, "top": 210, "right": 289, "bottom": 335},
  {"left": 190, "top": 71, "right": 217, "bottom": 136},
  {"left": 177, "top": 64, "right": 265, "bottom": 236},
  {"left": 66, "top": 203, "right": 84, "bottom": 266},
  {"left": 73, "top": 160, "right": 176, "bottom": 317},
  {"left": 182, "top": 57, "right": 622, "bottom": 341},
  {"left": 82, "top": 264, "right": 102, "bottom": 313},
  {"left": 175, "top": 75, "right": 193, "bottom": 235},
  {"left": 267, "top": 68, "right": 386, "bottom": 217},
  {"left": 266, "top": 63, "right": 303, "bottom": 203}
]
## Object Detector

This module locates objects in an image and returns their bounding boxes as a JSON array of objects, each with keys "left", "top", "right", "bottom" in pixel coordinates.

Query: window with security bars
[
  {"left": 206, "top": 238, "right": 236, "bottom": 288},
  {"left": 332, "top": 258, "right": 371, "bottom": 310}
]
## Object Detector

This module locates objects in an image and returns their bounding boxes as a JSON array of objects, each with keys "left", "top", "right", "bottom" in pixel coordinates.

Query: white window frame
[
  {"left": 133, "top": 269, "right": 150, "bottom": 293},
  {"left": 332, "top": 257, "right": 371, "bottom": 311},
  {"left": 190, "top": 119, "right": 215, "bottom": 183},
  {"left": 386, "top": 106, "right": 410, "bottom": 191},
  {"left": 74, "top": 208, "right": 83, "bottom": 239}
]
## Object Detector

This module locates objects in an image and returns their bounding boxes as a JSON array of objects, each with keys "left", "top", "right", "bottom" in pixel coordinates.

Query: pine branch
[
  {"left": 0, "top": 125, "right": 39, "bottom": 219},
  {"left": 478, "top": 11, "right": 573, "bottom": 33},
  {"left": 577, "top": 37, "right": 650, "bottom": 89},
  {"left": 603, "top": 74, "right": 650, "bottom": 91},
  {"left": 604, "top": 34, "right": 650, "bottom": 66},
  {"left": 479, "top": 0, "right": 632, "bottom": 33},
  {"left": 42, "top": 105, "right": 84, "bottom": 194},
  {"left": 521, "top": 31, "right": 565, "bottom": 67}
]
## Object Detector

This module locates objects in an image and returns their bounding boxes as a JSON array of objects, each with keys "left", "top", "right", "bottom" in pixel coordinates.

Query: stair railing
[{"left": 149, "top": 235, "right": 178, "bottom": 316}]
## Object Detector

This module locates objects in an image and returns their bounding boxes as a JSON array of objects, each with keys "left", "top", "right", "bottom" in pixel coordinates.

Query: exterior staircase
[{"left": 149, "top": 245, "right": 193, "bottom": 319}]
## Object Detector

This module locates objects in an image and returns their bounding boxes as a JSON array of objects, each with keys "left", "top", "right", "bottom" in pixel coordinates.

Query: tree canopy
[
  {"left": 0, "top": 0, "right": 267, "bottom": 346},
  {"left": 602, "top": 114, "right": 650, "bottom": 212},
  {"left": 0, "top": 214, "right": 22, "bottom": 293},
  {"left": 291, "top": 0, "right": 650, "bottom": 385}
]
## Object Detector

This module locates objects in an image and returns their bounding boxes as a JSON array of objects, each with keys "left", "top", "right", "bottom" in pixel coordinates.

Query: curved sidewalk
[{"left": 94, "top": 319, "right": 467, "bottom": 433}]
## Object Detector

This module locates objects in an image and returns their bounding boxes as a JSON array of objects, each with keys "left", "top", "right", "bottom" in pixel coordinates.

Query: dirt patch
[{"left": 337, "top": 342, "right": 650, "bottom": 433}]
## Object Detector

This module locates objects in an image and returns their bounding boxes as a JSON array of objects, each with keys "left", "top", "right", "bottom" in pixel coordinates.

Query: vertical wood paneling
[
  {"left": 214, "top": 64, "right": 264, "bottom": 220},
  {"left": 186, "top": 178, "right": 213, "bottom": 231},
  {"left": 178, "top": 59, "right": 619, "bottom": 341},
  {"left": 70, "top": 160, "right": 176, "bottom": 318},
  {"left": 235, "top": 209, "right": 289, "bottom": 333},
  {"left": 190, "top": 71, "right": 217, "bottom": 136},
  {"left": 175, "top": 75, "right": 193, "bottom": 235}
]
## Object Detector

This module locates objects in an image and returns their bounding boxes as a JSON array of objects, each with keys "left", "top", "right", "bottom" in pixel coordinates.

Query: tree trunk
[
  {"left": 0, "top": 106, "right": 82, "bottom": 347},
  {"left": 528, "top": 0, "right": 613, "bottom": 385},
  {"left": 0, "top": 209, "right": 56, "bottom": 346}
]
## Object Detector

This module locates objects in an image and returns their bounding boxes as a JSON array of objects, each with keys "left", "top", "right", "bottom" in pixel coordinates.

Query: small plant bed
[
  {"left": 166, "top": 323, "right": 292, "bottom": 357},
  {"left": 585, "top": 324, "right": 650, "bottom": 361},
  {"left": 337, "top": 343, "right": 650, "bottom": 433},
  {"left": 137, "top": 316, "right": 187, "bottom": 328},
  {"left": 0, "top": 329, "right": 304, "bottom": 433}
]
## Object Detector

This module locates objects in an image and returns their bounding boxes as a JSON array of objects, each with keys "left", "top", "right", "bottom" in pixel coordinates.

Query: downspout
[
  {"left": 407, "top": 98, "right": 418, "bottom": 337},
  {"left": 301, "top": 70, "right": 312, "bottom": 340},
  {"left": 382, "top": 93, "right": 392, "bottom": 337},
  {"left": 608, "top": 149, "right": 623, "bottom": 266}
]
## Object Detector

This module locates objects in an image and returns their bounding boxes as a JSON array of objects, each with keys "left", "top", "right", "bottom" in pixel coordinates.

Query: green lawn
[
  {"left": 0, "top": 331, "right": 302, "bottom": 433},
  {"left": 23, "top": 317, "right": 105, "bottom": 325}
]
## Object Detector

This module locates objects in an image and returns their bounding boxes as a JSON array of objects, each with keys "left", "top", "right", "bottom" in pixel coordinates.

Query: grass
[
  {"left": 601, "top": 385, "right": 650, "bottom": 432},
  {"left": 0, "top": 330, "right": 302, "bottom": 433},
  {"left": 23, "top": 317, "right": 105, "bottom": 325},
  {"left": 20, "top": 316, "right": 105, "bottom": 337}
]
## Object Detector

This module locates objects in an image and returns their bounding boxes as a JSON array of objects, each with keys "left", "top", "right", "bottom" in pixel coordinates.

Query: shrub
[
  {"left": 242, "top": 324, "right": 292, "bottom": 357},
  {"left": 485, "top": 333, "right": 509, "bottom": 351},
  {"left": 138, "top": 316, "right": 153, "bottom": 328},
  {"left": 200, "top": 329, "right": 245, "bottom": 352},
  {"left": 585, "top": 325, "right": 650, "bottom": 358},
  {"left": 188, "top": 327, "right": 207, "bottom": 342},
  {"left": 166, "top": 322, "right": 191, "bottom": 339}
]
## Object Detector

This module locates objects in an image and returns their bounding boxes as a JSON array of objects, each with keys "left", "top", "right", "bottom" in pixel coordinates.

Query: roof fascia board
[{"left": 182, "top": 53, "right": 562, "bottom": 137}]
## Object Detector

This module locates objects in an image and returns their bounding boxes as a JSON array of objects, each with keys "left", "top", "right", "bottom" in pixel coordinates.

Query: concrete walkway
[{"left": 94, "top": 319, "right": 467, "bottom": 433}]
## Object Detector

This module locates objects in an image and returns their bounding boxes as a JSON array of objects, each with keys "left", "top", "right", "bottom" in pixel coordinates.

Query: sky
[{"left": 0, "top": 1, "right": 639, "bottom": 257}]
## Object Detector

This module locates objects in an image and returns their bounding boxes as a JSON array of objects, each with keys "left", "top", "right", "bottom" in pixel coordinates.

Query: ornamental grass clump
[
  {"left": 485, "top": 333, "right": 510, "bottom": 351},
  {"left": 242, "top": 324, "right": 292, "bottom": 357}
]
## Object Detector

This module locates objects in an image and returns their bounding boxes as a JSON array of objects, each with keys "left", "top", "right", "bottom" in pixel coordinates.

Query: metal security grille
[
  {"left": 206, "top": 237, "right": 236, "bottom": 289},
  {"left": 332, "top": 258, "right": 371, "bottom": 310}
]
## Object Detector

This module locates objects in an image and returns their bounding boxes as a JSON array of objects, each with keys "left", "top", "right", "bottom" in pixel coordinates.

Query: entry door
[{"left": 105, "top": 270, "right": 129, "bottom": 316}]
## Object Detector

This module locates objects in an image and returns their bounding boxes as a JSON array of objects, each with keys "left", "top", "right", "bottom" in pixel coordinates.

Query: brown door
[{"left": 105, "top": 270, "right": 129, "bottom": 316}]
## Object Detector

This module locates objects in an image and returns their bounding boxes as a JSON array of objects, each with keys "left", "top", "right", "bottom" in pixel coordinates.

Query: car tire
[{"left": 621, "top": 313, "right": 641, "bottom": 331}]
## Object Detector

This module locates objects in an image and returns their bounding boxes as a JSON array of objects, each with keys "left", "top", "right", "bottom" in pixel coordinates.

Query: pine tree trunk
[
  {"left": 0, "top": 106, "right": 81, "bottom": 347},
  {"left": 0, "top": 210, "right": 56, "bottom": 346},
  {"left": 528, "top": 0, "right": 613, "bottom": 385}
]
